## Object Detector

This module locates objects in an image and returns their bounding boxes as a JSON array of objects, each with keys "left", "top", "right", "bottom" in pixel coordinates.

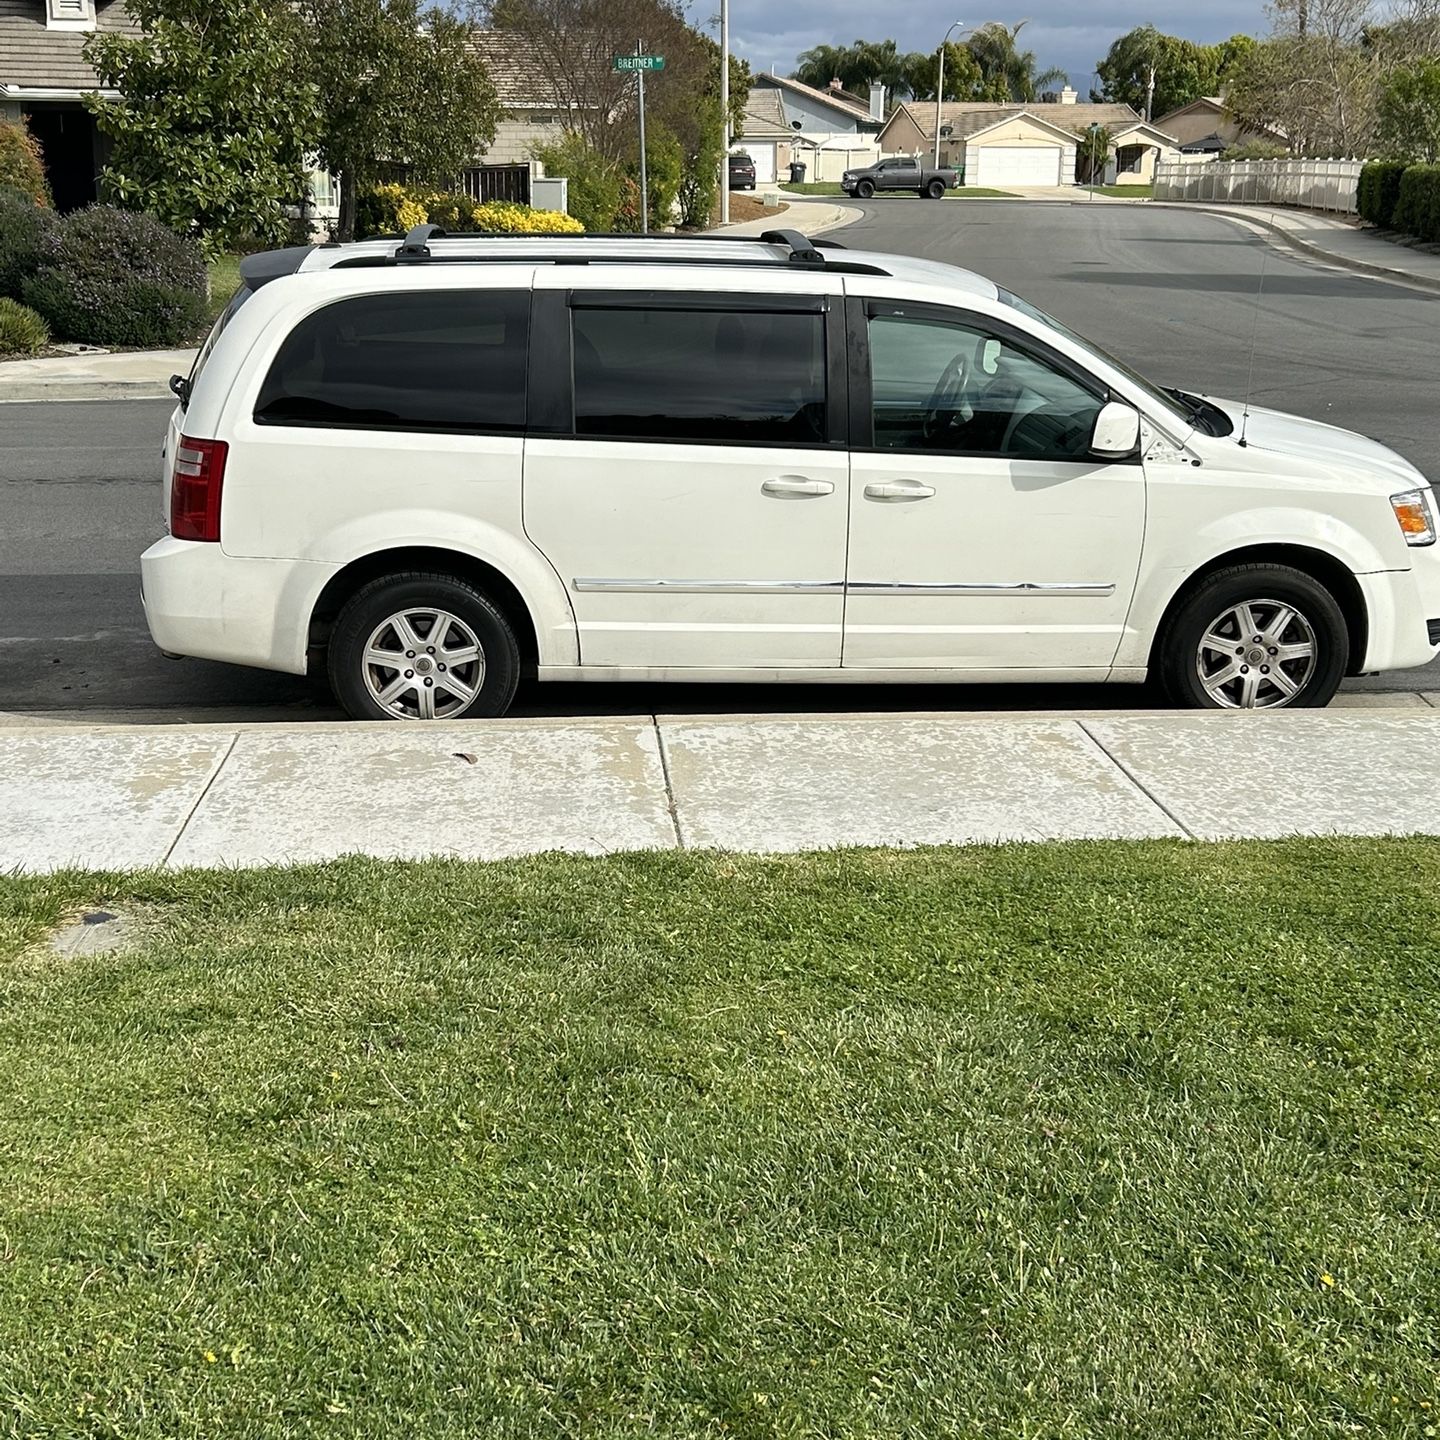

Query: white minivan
[{"left": 143, "top": 226, "right": 1440, "bottom": 720}]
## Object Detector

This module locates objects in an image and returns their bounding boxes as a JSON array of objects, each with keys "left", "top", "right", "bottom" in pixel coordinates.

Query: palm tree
[
  {"left": 793, "top": 38, "right": 927, "bottom": 99},
  {"left": 966, "top": 20, "right": 1067, "bottom": 102}
]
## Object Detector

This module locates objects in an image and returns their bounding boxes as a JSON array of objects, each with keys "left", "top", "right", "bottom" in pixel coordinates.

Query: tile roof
[
  {"left": 903, "top": 99, "right": 1148, "bottom": 144},
  {"left": 0, "top": 0, "right": 136, "bottom": 93},
  {"left": 759, "top": 72, "right": 873, "bottom": 119},
  {"left": 466, "top": 29, "right": 570, "bottom": 112},
  {"left": 738, "top": 86, "right": 792, "bottom": 140}
]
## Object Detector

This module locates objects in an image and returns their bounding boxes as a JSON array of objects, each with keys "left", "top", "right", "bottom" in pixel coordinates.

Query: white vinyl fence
[{"left": 1154, "top": 157, "right": 1363, "bottom": 214}]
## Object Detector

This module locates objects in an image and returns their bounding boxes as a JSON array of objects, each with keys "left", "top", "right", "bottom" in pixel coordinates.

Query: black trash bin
[{"left": 788, "top": 161, "right": 807, "bottom": 183}]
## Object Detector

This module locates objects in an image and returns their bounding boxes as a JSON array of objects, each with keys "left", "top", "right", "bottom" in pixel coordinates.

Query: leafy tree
[
  {"left": 965, "top": 21, "right": 1067, "bottom": 103},
  {"left": 84, "top": 0, "right": 318, "bottom": 257},
  {"left": 1078, "top": 124, "right": 1113, "bottom": 182},
  {"left": 1378, "top": 57, "right": 1440, "bottom": 160},
  {"left": 300, "top": 0, "right": 501, "bottom": 241},
  {"left": 490, "top": 0, "right": 738, "bottom": 227},
  {"left": 1094, "top": 25, "right": 1254, "bottom": 119},
  {"left": 906, "top": 41, "right": 987, "bottom": 103}
]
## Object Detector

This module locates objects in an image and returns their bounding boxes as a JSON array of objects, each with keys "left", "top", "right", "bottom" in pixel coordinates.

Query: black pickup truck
[{"left": 840, "top": 155, "right": 957, "bottom": 199}]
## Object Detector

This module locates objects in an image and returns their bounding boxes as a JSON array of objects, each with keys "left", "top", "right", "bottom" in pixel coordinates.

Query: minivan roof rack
[
  {"left": 381, "top": 225, "right": 843, "bottom": 266},
  {"left": 398, "top": 223, "right": 447, "bottom": 258}
]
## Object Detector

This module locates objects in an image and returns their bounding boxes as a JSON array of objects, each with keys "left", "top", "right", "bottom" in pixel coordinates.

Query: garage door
[
  {"left": 974, "top": 145, "right": 1063, "bottom": 187},
  {"left": 738, "top": 144, "right": 776, "bottom": 183}
]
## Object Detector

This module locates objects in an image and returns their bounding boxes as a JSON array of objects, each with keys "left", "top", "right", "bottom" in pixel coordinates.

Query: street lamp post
[
  {"left": 719, "top": 0, "right": 729, "bottom": 225},
  {"left": 934, "top": 20, "right": 965, "bottom": 170}
]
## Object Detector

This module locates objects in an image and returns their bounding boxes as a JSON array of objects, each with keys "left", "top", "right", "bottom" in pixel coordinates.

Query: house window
[{"left": 529, "top": 112, "right": 559, "bottom": 125}]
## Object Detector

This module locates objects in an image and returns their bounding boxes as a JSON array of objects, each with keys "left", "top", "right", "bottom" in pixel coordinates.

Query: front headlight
[{"left": 1391, "top": 487, "right": 1437, "bottom": 546}]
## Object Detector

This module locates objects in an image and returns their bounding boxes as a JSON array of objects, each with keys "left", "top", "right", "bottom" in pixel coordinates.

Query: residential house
[
  {"left": 878, "top": 88, "right": 1181, "bottom": 187},
  {"left": 466, "top": 30, "right": 575, "bottom": 169},
  {"left": 736, "top": 71, "right": 885, "bottom": 183},
  {"left": 1155, "top": 95, "right": 1286, "bottom": 156},
  {"left": 0, "top": 0, "right": 135, "bottom": 209}
]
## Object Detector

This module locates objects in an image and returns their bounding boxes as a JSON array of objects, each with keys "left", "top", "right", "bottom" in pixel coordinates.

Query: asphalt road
[{"left": 3, "top": 200, "right": 1437, "bottom": 721}]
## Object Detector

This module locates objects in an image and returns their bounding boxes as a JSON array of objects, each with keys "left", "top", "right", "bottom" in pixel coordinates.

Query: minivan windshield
[{"left": 996, "top": 288, "right": 1194, "bottom": 431}]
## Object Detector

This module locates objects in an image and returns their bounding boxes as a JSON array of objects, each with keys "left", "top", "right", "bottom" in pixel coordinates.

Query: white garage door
[
  {"left": 738, "top": 144, "right": 776, "bottom": 183},
  {"left": 974, "top": 145, "right": 1063, "bottom": 187}
]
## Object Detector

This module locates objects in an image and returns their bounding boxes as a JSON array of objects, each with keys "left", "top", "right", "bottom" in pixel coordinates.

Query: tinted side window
[
  {"left": 572, "top": 306, "right": 827, "bottom": 445},
  {"left": 255, "top": 290, "right": 529, "bottom": 433},
  {"left": 869, "top": 312, "right": 1103, "bottom": 461}
]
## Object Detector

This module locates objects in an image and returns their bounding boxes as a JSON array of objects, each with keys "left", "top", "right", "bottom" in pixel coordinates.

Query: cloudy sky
[{"left": 713, "top": 0, "right": 1267, "bottom": 94}]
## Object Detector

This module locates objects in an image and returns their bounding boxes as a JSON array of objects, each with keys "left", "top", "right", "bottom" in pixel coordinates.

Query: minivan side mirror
[{"left": 1090, "top": 400, "right": 1140, "bottom": 459}]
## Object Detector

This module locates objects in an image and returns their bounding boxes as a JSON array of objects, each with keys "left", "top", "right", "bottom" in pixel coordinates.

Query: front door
[
  {"left": 523, "top": 281, "right": 848, "bottom": 669},
  {"left": 843, "top": 300, "right": 1145, "bottom": 671}
]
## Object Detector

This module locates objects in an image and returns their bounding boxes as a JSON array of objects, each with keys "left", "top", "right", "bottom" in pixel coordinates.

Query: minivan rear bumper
[{"left": 141, "top": 536, "right": 334, "bottom": 675}]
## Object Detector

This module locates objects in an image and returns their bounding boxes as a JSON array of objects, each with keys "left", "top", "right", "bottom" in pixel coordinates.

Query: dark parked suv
[{"left": 727, "top": 153, "right": 756, "bottom": 190}]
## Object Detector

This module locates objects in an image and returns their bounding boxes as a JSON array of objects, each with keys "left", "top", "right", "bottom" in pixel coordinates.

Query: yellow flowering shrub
[
  {"left": 358, "top": 185, "right": 585, "bottom": 239},
  {"left": 469, "top": 201, "right": 584, "bottom": 234}
]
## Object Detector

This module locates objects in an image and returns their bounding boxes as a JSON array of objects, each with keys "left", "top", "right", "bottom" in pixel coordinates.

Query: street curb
[
  {"left": 0, "top": 379, "right": 174, "bottom": 404},
  {"left": 0, "top": 692, "right": 1431, "bottom": 732},
  {"left": 1151, "top": 202, "right": 1440, "bottom": 295}
]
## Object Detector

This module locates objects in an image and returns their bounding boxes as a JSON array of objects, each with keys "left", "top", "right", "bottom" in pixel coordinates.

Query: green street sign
[{"left": 614, "top": 54, "right": 664, "bottom": 71}]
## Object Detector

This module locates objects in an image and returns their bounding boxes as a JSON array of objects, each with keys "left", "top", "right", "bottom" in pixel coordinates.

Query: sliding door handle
[{"left": 864, "top": 480, "right": 936, "bottom": 501}]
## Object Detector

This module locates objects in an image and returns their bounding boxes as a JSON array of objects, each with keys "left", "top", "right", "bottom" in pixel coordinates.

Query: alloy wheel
[
  {"left": 361, "top": 608, "right": 486, "bottom": 720},
  {"left": 1194, "top": 598, "right": 1317, "bottom": 708}
]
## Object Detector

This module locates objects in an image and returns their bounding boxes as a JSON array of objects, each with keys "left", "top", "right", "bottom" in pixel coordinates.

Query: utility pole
[
  {"left": 934, "top": 20, "right": 965, "bottom": 169},
  {"left": 720, "top": 0, "right": 730, "bottom": 225},
  {"left": 636, "top": 39, "right": 648, "bottom": 234}
]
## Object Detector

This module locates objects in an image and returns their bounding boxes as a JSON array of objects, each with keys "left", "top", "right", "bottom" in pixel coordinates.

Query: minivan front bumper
[
  {"left": 141, "top": 536, "right": 334, "bottom": 676},
  {"left": 1357, "top": 557, "right": 1440, "bottom": 672}
]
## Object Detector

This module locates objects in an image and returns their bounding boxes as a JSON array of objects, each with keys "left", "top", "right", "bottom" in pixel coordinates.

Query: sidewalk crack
[
  {"left": 1075, "top": 720, "right": 1195, "bottom": 840},
  {"left": 651, "top": 717, "right": 684, "bottom": 850},
  {"left": 162, "top": 732, "right": 239, "bottom": 867}
]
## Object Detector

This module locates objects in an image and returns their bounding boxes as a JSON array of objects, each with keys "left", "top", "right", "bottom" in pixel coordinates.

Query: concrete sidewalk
[
  {"left": 4, "top": 709, "right": 1439, "bottom": 873},
  {"left": 1154, "top": 202, "right": 1440, "bottom": 292},
  {"left": 0, "top": 347, "right": 195, "bottom": 404}
]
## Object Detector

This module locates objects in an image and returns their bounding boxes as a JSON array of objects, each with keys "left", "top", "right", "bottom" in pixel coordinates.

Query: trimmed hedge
[
  {"left": 1357, "top": 161, "right": 1409, "bottom": 229},
  {"left": 0, "top": 185, "right": 56, "bottom": 301},
  {"left": 0, "top": 119, "right": 49, "bottom": 205},
  {"left": 1393, "top": 164, "right": 1440, "bottom": 243},
  {"left": 0, "top": 296, "right": 49, "bottom": 357},
  {"left": 22, "top": 205, "right": 208, "bottom": 348}
]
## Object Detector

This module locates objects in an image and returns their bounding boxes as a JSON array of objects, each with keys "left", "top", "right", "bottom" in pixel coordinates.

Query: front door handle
[
  {"left": 864, "top": 480, "right": 936, "bottom": 501},
  {"left": 762, "top": 476, "right": 834, "bottom": 498}
]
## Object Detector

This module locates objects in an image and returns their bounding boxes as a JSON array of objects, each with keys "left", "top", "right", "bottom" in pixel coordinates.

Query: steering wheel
[{"left": 922, "top": 352, "right": 972, "bottom": 441}]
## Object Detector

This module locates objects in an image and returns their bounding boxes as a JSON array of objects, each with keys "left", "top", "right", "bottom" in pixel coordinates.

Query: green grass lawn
[
  {"left": 2, "top": 840, "right": 1439, "bottom": 1437},
  {"left": 204, "top": 252, "right": 243, "bottom": 326},
  {"left": 1083, "top": 183, "right": 1156, "bottom": 199}
]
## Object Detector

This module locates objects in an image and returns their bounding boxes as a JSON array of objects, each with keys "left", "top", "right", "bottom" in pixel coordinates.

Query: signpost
[{"left": 614, "top": 49, "right": 665, "bottom": 234}]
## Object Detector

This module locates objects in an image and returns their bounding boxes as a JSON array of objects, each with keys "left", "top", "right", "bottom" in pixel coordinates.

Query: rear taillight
[{"left": 170, "top": 435, "right": 227, "bottom": 542}]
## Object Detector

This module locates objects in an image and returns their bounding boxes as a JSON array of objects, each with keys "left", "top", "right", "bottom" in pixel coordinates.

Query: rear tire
[
  {"left": 926, "top": 179, "right": 946, "bottom": 199},
  {"left": 328, "top": 572, "right": 521, "bottom": 722},
  {"left": 857, "top": 179, "right": 875, "bottom": 199},
  {"left": 1155, "top": 563, "right": 1348, "bottom": 709}
]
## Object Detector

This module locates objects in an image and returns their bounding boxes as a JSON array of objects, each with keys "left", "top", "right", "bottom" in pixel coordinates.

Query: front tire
[
  {"left": 328, "top": 572, "right": 521, "bottom": 721},
  {"left": 1155, "top": 563, "right": 1348, "bottom": 709},
  {"left": 857, "top": 179, "right": 875, "bottom": 199}
]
